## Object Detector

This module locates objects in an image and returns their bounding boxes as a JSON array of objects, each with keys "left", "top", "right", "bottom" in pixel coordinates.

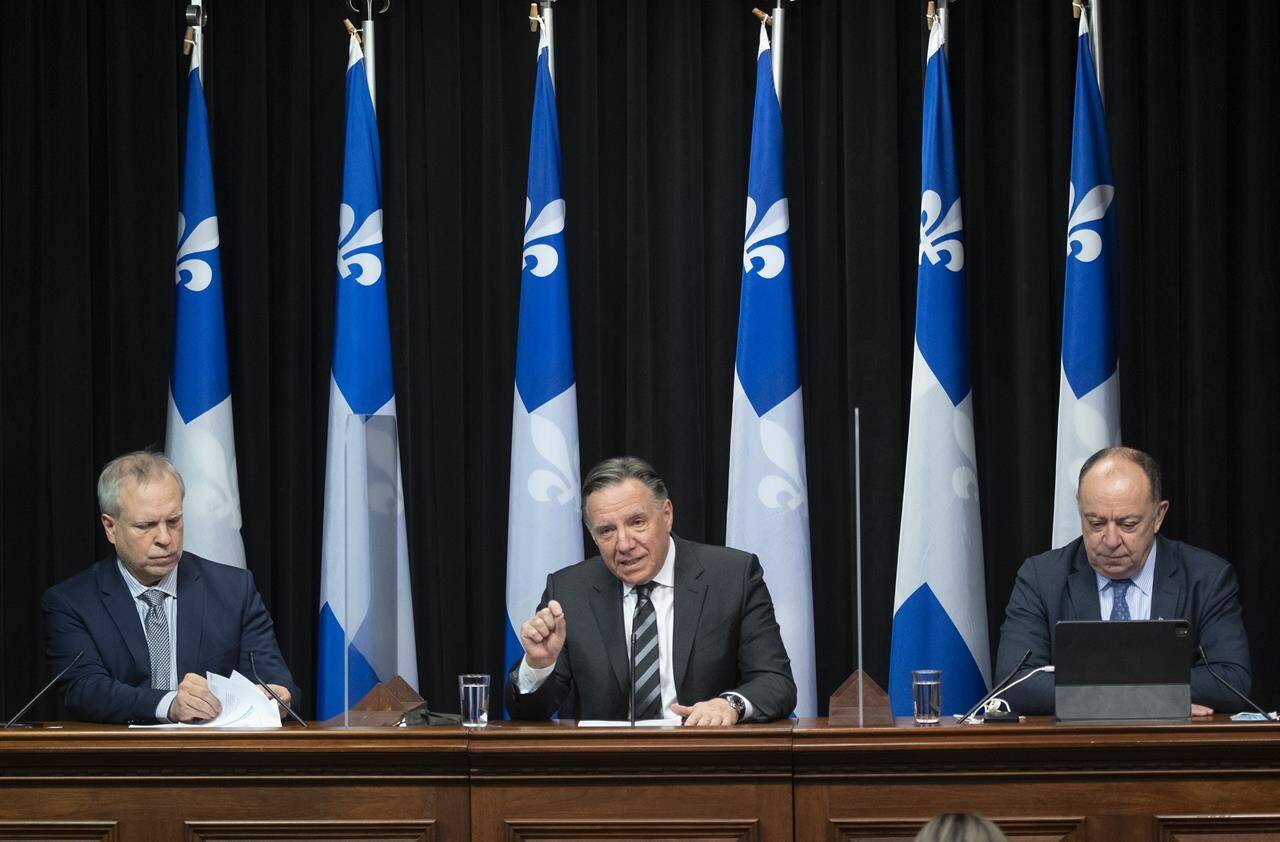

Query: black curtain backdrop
[{"left": 1, "top": 1, "right": 1275, "bottom": 719}]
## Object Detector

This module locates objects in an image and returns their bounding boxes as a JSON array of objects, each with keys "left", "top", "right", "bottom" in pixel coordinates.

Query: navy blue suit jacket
[
  {"left": 503, "top": 536, "right": 797, "bottom": 722},
  {"left": 42, "top": 553, "right": 298, "bottom": 723},
  {"left": 995, "top": 535, "right": 1251, "bottom": 714}
]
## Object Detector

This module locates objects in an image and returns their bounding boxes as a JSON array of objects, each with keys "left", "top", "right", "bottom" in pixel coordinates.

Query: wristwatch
[{"left": 718, "top": 692, "right": 747, "bottom": 721}]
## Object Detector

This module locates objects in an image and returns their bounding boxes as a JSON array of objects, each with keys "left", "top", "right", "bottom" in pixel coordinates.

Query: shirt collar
[
  {"left": 117, "top": 558, "right": 179, "bottom": 599},
  {"left": 623, "top": 536, "right": 676, "bottom": 596},
  {"left": 1095, "top": 541, "right": 1157, "bottom": 596}
]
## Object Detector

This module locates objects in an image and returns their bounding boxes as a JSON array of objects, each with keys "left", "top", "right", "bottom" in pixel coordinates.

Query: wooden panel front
[
  {"left": 0, "top": 725, "right": 469, "bottom": 842},
  {"left": 794, "top": 717, "right": 1280, "bottom": 842},
  {"left": 467, "top": 722, "right": 793, "bottom": 842}
]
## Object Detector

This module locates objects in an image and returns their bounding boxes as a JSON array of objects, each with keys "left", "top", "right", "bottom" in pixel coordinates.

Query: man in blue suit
[
  {"left": 996, "top": 447, "right": 1251, "bottom": 715},
  {"left": 42, "top": 451, "right": 297, "bottom": 724}
]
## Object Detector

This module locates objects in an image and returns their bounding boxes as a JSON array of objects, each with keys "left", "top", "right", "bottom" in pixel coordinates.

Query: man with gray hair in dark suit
[
  {"left": 43, "top": 451, "right": 297, "bottom": 723},
  {"left": 506, "top": 456, "right": 796, "bottom": 724}
]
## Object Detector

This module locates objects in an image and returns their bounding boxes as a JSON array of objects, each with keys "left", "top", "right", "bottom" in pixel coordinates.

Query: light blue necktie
[{"left": 1108, "top": 578, "right": 1134, "bottom": 621}]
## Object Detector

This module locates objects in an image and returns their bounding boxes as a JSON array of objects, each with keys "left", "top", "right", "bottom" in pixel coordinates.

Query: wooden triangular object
[
  {"left": 828, "top": 669, "right": 894, "bottom": 726},
  {"left": 322, "top": 675, "right": 425, "bottom": 726}
]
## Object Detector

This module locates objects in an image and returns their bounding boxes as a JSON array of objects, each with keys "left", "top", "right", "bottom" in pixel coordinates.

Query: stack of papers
[
  {"left": 129, "top": 670, "right": 282, "bottom": 728},
  {"left": 578, "top": 719, "right": 679, "bottom": 727}
]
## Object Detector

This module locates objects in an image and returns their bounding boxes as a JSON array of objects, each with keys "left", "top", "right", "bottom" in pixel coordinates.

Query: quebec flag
[
  {"left": 504, "top": 24, "right": 583, "bottom": 682},
  {"left": 888, "top": 12, "right": 990, "bottom": 717},
  {"left": 1052, "top": 11, "right": 1119, "bottom": 548},
  {"left": 166, "top": 39, "right": 245, "bottom": 568},
  {"left": 725, "top": 24, "right": 816, "bottom": 718},
  {"left": 317, "top": 35, "right": 418, "bottom": 720}
]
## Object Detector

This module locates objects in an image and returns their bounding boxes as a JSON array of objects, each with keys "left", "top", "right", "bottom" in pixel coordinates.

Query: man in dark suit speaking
[
  {"left": 996, "top": 447, "right": 1251, "bottom": 715},
  {"left": 42, "top": 451, "right": 298, "bottom": 724},
  {"left": 505, "top": 456, "right": 796, "bottom": 724}
]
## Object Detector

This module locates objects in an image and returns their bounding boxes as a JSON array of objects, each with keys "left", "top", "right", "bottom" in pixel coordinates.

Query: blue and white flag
[
  {"left": 725, "top": 24, "right": 817, "bottom": 718},
  {"left": 504, "top": 25, "right": 583, "bottom": 682},
  {"left": 888, "top": 13, "right": 990, "bottom": 717},
  {"left": 165, "top": 40, "right": 245, "bottom": 568},
  {"left": 317, "top": 35, "right": 418, "bottom": 720},
  {"left": 1052, "top": 11, "right": 1119, "bottom": 547}
]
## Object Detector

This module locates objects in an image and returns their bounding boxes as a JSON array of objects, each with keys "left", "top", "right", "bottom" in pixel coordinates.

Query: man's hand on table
[
  {"left": 168, "top": 673, "right": 222, "bottom": 723},
  {"left": 671, "top": 698, "right": 739, "bottom": 726}
]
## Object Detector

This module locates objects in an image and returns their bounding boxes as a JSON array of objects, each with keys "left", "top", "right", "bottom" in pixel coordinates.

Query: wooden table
[
  {"left": 793, "top": 716, "right": 1280, "bottom": 841},
  {"left": 4, "top": 717, "right": 1280, "bottom": 840}
]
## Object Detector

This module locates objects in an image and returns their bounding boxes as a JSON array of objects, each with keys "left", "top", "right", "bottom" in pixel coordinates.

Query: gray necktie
[
  {"left": 631, "top": 583, "right": 661, "bottom": 721},
  {"left": 138, "top": 589, "right": 172, "bottom": 691},
  {"left": 1108, "top": 578, "right": 1134, "bottom": 621}
]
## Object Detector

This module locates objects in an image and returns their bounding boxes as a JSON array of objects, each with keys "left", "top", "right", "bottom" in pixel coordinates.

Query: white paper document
[
  {"left": 128, "top": 670, "right": 282, "bottom": 728},
  {"left": 577, "top": 719, "right": 678, "bottom": 727}
]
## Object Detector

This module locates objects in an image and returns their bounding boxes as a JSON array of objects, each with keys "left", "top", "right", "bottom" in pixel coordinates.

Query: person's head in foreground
[{"left": 914, "top": 813, "right": 1007, "bottom": 842}]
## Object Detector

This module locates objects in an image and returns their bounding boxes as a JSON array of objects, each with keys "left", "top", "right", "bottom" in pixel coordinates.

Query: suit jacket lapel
[
  {"left": 1066, "top": 540, "right": 1103, "bottom": 621},
  {"left": 98, "top": 559, "right": 153, "bottom": 678},
  {"left": 1150, "top": 535, "right": 1183, "bottom": 621},
  {"left": 176, "top": 554, "right": 205, "bottom": 678},
  {"left": 587, "top": 563, "right": 629, "bottom": 697},
  {"left": 671, "top": 537, "right": 707, "bottom": 693}
]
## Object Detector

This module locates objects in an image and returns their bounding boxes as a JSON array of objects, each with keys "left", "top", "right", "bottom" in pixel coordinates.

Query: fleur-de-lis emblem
[
  {"left": 756, "top": 417, "right": 807, "bottom": 511},
  {"left": 175, "top": 212, "right": 219, "bottom": 292},
  {"left": 337, "top": 203, "right": 383, "bottom": 286},
  {"left": 950, "top": 408, "right": 979, "bottom": 500},
  {"left": 918, "top": 190, "right": 964, "bottom": 271},
  {"left": 523, "top": 198, "right": 565, "bottom": 277},
  {"left": 526, "top": 415, "right": 578, "bottom": 506},
  {"left": 1065, "top": 182, "right": 1114, "bottom": 262},
  {"left": 743, "top": 197, "right": 789, "bottom": 279}
]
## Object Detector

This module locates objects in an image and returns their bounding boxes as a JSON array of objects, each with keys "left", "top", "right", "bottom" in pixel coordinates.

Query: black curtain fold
[{"left": 2, "top": 1, "right": 1275, "bottom": 719}]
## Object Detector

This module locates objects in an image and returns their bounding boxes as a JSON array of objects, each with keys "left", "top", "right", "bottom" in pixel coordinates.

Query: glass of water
[
  {"left": 458, "top": 674, "right": 490, "bottom": 727},
  {"left": 911, "top": 669, "right": 941, "bottom": 724}
]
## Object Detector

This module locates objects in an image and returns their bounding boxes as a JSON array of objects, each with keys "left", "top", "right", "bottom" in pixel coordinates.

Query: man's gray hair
[
  {"left": 1077, "top": 446, "right": 1164, "bottom": 504},
  {"left": 581, "top": 456, "right": 669, "bottom": 525},
  {"left": 97, "top": 451, "right": 186, "bottom": 517}
]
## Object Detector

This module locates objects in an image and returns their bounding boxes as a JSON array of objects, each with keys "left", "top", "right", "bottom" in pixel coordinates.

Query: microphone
[
  {"left": 958, "top": 649, "right": 1031, "bottom": 725},
  {"left": 5, "top": 651, "right": 83, "bottom": 728},
  {"left": 628, "top": 621, "right": 637, "bottom": 726},
  {"left": 1197, "top": 646, "right": 1274, "bottom": 720},
  {"left": 249, "top": 651, "right": 307, "bottom": 727}
]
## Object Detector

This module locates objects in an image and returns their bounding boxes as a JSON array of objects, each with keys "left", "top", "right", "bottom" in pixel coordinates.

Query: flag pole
[
  {"left": 771, "top": 0, "right": 785, "bottom": 102},
  {"left": 750, "top": 4, "right": 788, "bottom": 103},
  {"left": 1074, "top": 0, "right": 1104, "bottom": 100},
  {"left": 349, "top": 0, "right": 388, "bottom": 110},
  {"left": 539, "top": 0, "right": 557, "bottom": 87},
  {"left": 184, "top": 2, "right": 206, "bottom": 83}
]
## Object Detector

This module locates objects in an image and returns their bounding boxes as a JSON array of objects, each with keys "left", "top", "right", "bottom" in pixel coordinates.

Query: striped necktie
[
  {"left": 138, "top": 588, "right": 172, "bottom": 691},
  {"left": 631, "top": 583, "right": 661, "bottom": 721}
]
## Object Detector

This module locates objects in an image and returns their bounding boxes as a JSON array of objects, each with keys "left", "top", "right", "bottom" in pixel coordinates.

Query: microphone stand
[
  {"left": 250, "top": 651, "right": 307, "bottom": 727},
  {"left": 628, "top": 622, "right": 637, "bottom": 726},
  {"left": 5, "top": 651, "right": 83, "bottom": 728},
  {"left": 1198, "top": 646, "right": 1275, "bottom": 720},
  {"left": 958, "top": 649, "right": 1031, "bottom": 725}
]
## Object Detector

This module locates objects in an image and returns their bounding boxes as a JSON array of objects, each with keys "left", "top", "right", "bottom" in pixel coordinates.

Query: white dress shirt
[
  {"left": 517, "top": 537, "right": 753, "bottom": 721},
  {"left": 117, "top": 560, "right": 180, "bottom": 720},
  {"left": 1096, "top": 542, "right": 1157, "bottom": 621}
]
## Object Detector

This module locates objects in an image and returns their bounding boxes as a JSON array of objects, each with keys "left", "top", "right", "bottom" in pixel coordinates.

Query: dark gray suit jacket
[
  {"left": 504, "top": 536, "right": 797, "bottom": 721},
  {"left": 42, "top": 553, "right": 298, "bottom": 723},
  {"left": 995, "top": 535, "right": 1251, "bottom": 714}
]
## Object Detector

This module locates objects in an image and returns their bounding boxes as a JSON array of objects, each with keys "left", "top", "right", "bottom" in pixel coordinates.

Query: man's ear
[
  {"left": 1153, "top": 500, "right": 1170, "bottom": 533},
  {"left": 101, "top": 513, "right": 118, "bottom": 547}
]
